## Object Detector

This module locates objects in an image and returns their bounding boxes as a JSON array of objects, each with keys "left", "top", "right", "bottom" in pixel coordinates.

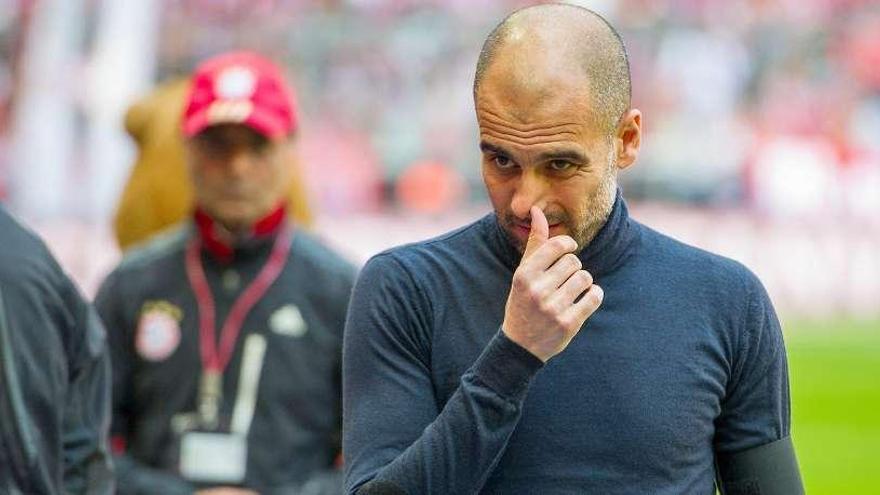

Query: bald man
[{"left": 343, "top": 5, "right": 802, "bottom": 495}]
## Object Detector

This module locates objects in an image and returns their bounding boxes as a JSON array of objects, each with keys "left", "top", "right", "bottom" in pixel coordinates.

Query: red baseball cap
[{"left": 182, "top": 51, "right": 298, "bottom": 139}]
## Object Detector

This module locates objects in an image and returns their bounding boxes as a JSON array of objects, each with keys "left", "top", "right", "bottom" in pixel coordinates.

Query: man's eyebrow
[
  {"left": 479, "top": 141, "right": 590, "bottom": 165},
  {"left": 536, "top": 149, "right": 589, "bottom": 164},
  {"left": 479, "top": 141, "right": 511, "bottom": 156}
]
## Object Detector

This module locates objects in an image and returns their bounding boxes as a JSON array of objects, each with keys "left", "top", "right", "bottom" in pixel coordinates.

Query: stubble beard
[
  {"left": 572, "top": 150, "right": 618, "bottom": 252},
  {"left": 502, "top": 147, "right": 618, "bottom": 254}
]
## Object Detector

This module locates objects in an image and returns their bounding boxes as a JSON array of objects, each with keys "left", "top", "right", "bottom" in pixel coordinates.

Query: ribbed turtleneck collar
[{"left": 488, "top": 189, "right": 638, "bottom": 279}]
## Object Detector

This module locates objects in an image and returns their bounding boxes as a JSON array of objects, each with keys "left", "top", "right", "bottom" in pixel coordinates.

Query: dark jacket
[
  {"left": 95, "top": 217, "right": 355, "bottom": 495},
  {"left": 0, "top": 205, "right": 114, "bottom": 495}
]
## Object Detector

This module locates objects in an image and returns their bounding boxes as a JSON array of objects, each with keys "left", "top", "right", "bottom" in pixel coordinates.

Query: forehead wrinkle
[
  {"left": 478, "top": 106, "right": 581, "bottom": 131},
  {"left": 480, "top": 129, "right": 581, "bottom": 148},
  {"left": 478, "top": 109, "right": 583, "bottom": 140},
  {"left": 479, "top": 115, "right": 581, "bottom": 139},
  {"left": 480, "top": 127, "right": 581, "bottom": 142}
]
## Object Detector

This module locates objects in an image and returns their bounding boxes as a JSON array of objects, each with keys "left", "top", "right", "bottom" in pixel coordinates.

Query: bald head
[{"left": 474, "top": 4, "right": 631, "bottom": 134}]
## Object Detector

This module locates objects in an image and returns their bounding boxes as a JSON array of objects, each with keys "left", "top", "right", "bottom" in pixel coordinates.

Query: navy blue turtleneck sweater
[{"left": 343, "top": 194, "right": 792, "bottom": 495}]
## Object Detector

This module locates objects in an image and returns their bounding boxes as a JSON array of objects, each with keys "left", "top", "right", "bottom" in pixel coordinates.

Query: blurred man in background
[
  {"left": 0, "top": 205, "right": 114, "bottom": 495},
  {"left": 113, "top": 78, "right": 313, "bottom": 251},
  {"left": 95, "top": 51, "right": 355, "bottom": 494},
  {"left": 343, "top": 4, "right": 803, "bottom": 494}
]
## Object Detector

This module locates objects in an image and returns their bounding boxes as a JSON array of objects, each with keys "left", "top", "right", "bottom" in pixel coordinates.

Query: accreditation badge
[
  {"left": 179, "top": 431, "right": 247, "bottom": 484},
  {"left": 174, "top": 334, "right": 267, "bottom": 485}
]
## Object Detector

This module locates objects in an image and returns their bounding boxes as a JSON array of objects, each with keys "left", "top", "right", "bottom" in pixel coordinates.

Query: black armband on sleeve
[{"left": 716, "top": 436, "right": 804, "bottom": 495}]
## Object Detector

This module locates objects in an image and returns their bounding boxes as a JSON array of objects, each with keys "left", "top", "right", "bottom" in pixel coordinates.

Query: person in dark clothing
[
  {"left": 0, "top": 205, "right": 114, "bottom": 495},
  {"left": 343, "top": 5, "right": 803, "bottom": 495},
  {"left": 95, "top": 51, "right": 356, "bottom": 495}
]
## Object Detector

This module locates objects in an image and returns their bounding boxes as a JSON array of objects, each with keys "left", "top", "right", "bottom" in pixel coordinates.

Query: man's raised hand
[{"left": 502, "top": 206, "right": 604, "bottom": 362}]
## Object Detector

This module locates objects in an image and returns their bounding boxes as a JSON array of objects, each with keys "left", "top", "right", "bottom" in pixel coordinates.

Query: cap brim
[{"left": 182, "top": 107, "right": 289, "bottom": 139}]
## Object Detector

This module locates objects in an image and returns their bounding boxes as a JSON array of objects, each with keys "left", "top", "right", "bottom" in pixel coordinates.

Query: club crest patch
[
  {"left": 136, "top": 301, "right": 183, "bottom": 362},
  {"left": 270, "top": 304, "right": 308, "bottom": 338}
]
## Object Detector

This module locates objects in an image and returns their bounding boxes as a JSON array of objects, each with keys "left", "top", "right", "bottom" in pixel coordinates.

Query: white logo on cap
[
  {"left": 269, "top": 304, "right": 308, "bottom": 338},
  {"left": 215, "top": 66, "right": 257, "bottom": 99}
]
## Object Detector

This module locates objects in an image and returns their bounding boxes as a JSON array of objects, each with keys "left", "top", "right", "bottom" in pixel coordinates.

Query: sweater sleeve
[
  {"left": 342, "top": 253, "right": 544, "bottom": 495},
  {"left": 714, "top": 274, "right": 791, "bottom": 454}
]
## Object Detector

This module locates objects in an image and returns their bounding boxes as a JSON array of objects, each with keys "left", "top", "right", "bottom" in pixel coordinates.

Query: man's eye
[
  {"left": 548, "top": 160, "right": 573, "bottom": 171},
  {"left": 493, "top": 155, "right": 514, "bottom": 168},
  {"left": 199, "top": 143, "right": 230, "bottom": 159},
  {"left": 253, "top": 143, "right": 272, "bottom": 157}
]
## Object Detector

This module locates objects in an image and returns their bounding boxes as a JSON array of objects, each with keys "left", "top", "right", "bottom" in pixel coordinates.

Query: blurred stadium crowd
[
  {"left": 157, "top": 0, "right": 880, "bottom": 219},
  {"left": 0, "top": 0, "right": 877, "bottom": 316}
]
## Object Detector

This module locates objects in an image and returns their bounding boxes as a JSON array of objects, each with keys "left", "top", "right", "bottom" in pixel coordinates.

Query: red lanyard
[{"left": 184, "top": 228, "right": 292, "bottom": 375}]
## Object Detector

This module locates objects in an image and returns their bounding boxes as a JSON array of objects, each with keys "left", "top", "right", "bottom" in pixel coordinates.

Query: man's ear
[{"left": 615, "top": 109, "right": 641, "bottom": 170}]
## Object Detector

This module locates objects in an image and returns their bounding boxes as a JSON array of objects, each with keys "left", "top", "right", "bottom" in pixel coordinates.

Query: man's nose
[
  {"left": 225, "top": 150, "right": 253, "bottom": 177},
  {"left": 509, "top": 169, "right": 547, "bottom": 219}
]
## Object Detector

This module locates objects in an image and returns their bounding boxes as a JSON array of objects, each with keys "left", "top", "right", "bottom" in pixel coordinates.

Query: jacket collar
[{"left": 193, "top": 204, "right": 287, "bottom": 264}]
